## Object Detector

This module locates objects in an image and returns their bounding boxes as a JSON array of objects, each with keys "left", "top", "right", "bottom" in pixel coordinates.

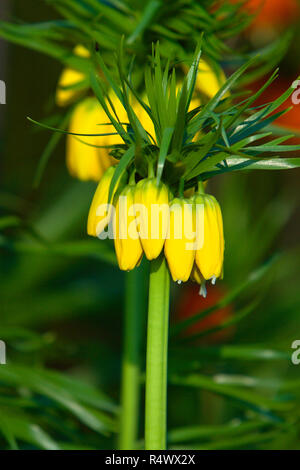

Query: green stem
[
  {"left": 119, "top": 263, "right": 148, "bottom": 450},
  {"left": 148, "top": 160, "right": 155, "bottom": 178},
  {"left": 197, "top": 180, "right": 205, "bottom": 194},
  {"left": 178, "top": 177, "right": 185, "bottom": 198},
  {"left": 145, "top": 255, "right": 170, "bottom": 450}
]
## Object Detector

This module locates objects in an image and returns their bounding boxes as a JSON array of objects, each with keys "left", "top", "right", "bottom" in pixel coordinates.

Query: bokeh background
[{"left": 0, "top": 0, "right": 299, "bottom": 450}]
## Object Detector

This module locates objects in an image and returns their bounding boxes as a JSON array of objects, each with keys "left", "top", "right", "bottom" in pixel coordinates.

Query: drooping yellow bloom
[
  {"left": 114, "top": 185, "right": 143, "bottom": 271},
  {"left": 67, "top": 96, "right": 122, "bottom": 181},
  {"left": 87, "top": 166, "right": 126, "bottom": 237},
  {"left": 56, "top": 45, "right": 90, "bottom": 107},
  {"left": 67, "top": 91, "right": 148, "bottom": 181},
  {"left": 164, "top": 198, "right": 195, "bottom": 283},
  {"left": 134, "top": 178, "right": 169, "bottom": 260},
  {"left": 193, "top": 193, "right": 224, "bottom": 282}
]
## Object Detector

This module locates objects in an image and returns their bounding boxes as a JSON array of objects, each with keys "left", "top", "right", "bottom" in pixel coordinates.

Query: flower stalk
[
  {"left": 145, "top": 255, "right": 170, "bottom": 450},
  {"left": 119, "top": 263, "right": 148, "bottom": 450}
]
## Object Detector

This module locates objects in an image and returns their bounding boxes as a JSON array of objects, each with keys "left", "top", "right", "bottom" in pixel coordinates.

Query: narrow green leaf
[
  {"left": 108, "top": 145, "right": 135, "bottom": 203},
  {"left": 169, "top": 374, "right": 292, "bottom": 414},
  {"left": 188, "top": 55, "right": 259, "bottom": 136},
  {"left": 127, "top": 0, "right": 162, "bottom": 45},
  {"left": 156, "top": 127, "right": 174, "bottom": 184}
]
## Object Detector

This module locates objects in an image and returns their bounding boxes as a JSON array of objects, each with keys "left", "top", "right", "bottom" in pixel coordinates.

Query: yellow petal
[
  {"left": 134, "top": 178, "right": 169, "bottom": 260},
  {"left": 56, "top": 68, "right": 87, "bottom": 107},
  {"left": 56, "top": 45, "right": 90, "bottom": 107},
  {"left": 67, "top": 97, "right": 117, "bottom": 181},
  {"left": 87, "top": 166, "right": 116, "bottom": 237},
  {"left": 194, "top": 194, "right": 224, "bottom": 280},
  {"left": 114, "top": 186, "right": 143, "bottom": 271},
  {"left": 73, "top": 45, "right": 90, "bottom": 58},
  {"left": 164, "top": 198, "right": 195, "bottom": 283}
]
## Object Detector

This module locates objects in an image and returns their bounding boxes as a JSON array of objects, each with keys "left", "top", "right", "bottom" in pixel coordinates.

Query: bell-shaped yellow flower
[
  {"left": 67, "top": 91, "right": 134, "bottom": 181},
  {"left": 164, "top": 198, "right": 195, "bottom": 283},
  {"left": 87, "top": 166, "right": 121, "bottom": 237},
  {"left": 114, "top": 185, "right": 143, "bottom": 271},
  {"left": 193, "top": 193, "right": 224, "bottom": 282},
  {"left": 56, "top": 45, "right": 90, "bottom": 107},
  {"left": 67, "top": 97, "right": 119, "bottom": 181},
  {"left": 133, "top": 178, "right": 169, "bottom": 260}
]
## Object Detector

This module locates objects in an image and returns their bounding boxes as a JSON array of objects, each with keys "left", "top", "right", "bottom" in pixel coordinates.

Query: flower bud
[
  {"left": 164, "top": 198, "right": 195, "bottom": 283},
  {"left": 194, "top": 193, "right": 224, "bottom": 282},
  {"left": 134, "top": 178, "right": 169, "bottom": 260},
  {"left": 114, "top": 185, "right": 143, "bottom": 271}
]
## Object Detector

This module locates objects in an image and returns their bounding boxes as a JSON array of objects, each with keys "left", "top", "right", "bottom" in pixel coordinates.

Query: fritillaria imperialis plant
[
  {"left": 63, "top": 40, "right": 299, "bottom": 448},
  {"left": 1, "top": 0, "right": 300, "bottom": 451}
]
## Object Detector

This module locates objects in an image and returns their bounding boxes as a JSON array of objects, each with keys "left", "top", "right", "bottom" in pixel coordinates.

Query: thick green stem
[
  {"left": 119, "top": 263, "right": 148, "bottom": 450},
  {"left": 145, "top": 255, "right": 170, "bottom": 450}
]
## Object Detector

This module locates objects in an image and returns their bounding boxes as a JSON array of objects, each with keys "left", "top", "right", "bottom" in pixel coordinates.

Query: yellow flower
[
  {"left": 57, "top": 45, "right": 130, "bottom": 181},
  {"left": 56, "top": 45, "right": 90, "bottom": 107},
  {"left": 67, "top": 90, "right": 145, "bottom": 181},
  {"left": 193, "top": 193, "right": 224, "bottom": 282},
  {"left": 114, "top": 185, "right": 143, "bottom": 271},
  {"left": 134, "top": 178, "right": 169, "bottom": 260},
  {"left": 164, "top": 198, "right": 195, "bottom": 283},
  {"left": 67, "top": 96, "right": 120, "bottom": 181},
  {"left": 87, "top": 166, "right": 123, "bottom": 237}
]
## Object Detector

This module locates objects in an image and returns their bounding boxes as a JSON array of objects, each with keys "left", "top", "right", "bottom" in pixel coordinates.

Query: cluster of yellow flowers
[
  {"left": 87, "top": 166, "right": 224, "bottom": 293},
  {"left": 55, "top": 46, "right": 225, "bottom": 290}
]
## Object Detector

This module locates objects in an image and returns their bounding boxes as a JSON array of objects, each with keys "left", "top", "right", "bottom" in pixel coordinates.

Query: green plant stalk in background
[
  {"left": 145, "top": 255, "right": 170, "bottom": 450},
  {"left": 119, "top": 263, "right": 148, "bottom": 450}
]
